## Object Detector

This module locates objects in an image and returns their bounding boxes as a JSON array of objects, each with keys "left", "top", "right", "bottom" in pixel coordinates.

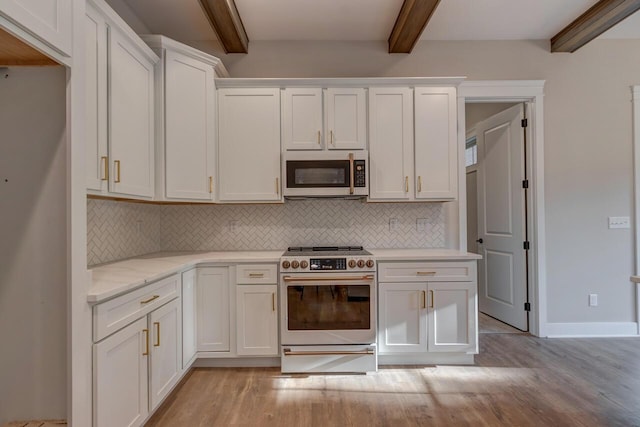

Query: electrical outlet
[
  {"left": 589, "top": 294, "right": 598, "bottom": 307},
  {"left": 136, "top": 220, "right": 143, "bottom": 233},
  {"left": 417, "top": 218, "right": 429, "bottom": 232},
  {"left": 608, "top": 216, "right": 630, "bottom": 229},
  {"left": 228, "top": 220, "right": 238, "bottom": 232},
  {"left": 389, "top": 218, "right": 399, "bottom": 232}
]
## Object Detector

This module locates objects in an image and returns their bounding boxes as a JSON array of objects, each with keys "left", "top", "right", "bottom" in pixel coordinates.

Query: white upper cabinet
[
  {"left": 368, "top": 87, "right": 414, "bottom": 201},
  {"left": 85, "top": 0, "right": 159, "bottom": 200},
  {"left": 282, "top": 88, "right": 323, "bottom": 150},
  {"left": 108, "top": 26, "right": 156, "bottom": 199},
  {"left": 218, "top": 88, "right": 282, "bottom": 202},
  {"left": 142, "top": 36, "right": 220, "bottom": 202},
  {"left": 414, "top": 87, "right": 458, "bottom": 200},
  {"left": 325, "top": 88, "right": 367, "bottom": 150},
  {"left": 0, "top": 0, "right": 72, "bottom": 56},
  {"left": 85, "top": 4, "right": 108, "bottom": 192}
]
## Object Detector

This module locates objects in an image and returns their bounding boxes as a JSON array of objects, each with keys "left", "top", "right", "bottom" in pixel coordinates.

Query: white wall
[
  {"left": 0, "top": 67, "right": 67, "bottom": 424},
  {"left": 465, "top": 103, "right": 517, "bottom": 131},
  {"left": 195, "top": 39, "right": 640, "bottom": 325}
]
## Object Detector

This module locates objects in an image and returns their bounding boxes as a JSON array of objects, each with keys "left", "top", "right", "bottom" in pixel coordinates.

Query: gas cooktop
[{"left": 283, "top": 246, "right": 372, "bottom": 257}]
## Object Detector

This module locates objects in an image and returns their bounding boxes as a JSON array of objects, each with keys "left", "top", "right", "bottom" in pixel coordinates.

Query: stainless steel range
[{"left": 279, "top": 246, "right": 377, "bottom": 373}]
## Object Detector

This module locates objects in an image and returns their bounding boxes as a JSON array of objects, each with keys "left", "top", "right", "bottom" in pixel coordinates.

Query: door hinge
[
  {"left": 523, "top": 241, "right": 530, "bottom": 250},
  {"left": 521, "top": 118, "right": 528, "bottom": 128},
  {"left": 522, "top": 179, "right": 529, "bottom": 189},
  {"left": 524, "top": 302, "right": 531, "bottom": 312}
]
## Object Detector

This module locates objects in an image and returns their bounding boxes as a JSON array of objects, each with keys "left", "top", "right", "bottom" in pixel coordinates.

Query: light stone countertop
[
  {"left": 88, "top": 250, "right": 282, "bottom": 303},
  {"left": 88, "top": 248, "right": 481, "bottom": 303},
  {"left": 630, "top": 276, "right": 640, "bottom": 283}
]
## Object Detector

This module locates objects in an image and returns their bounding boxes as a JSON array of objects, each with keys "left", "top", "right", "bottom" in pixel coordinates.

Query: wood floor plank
[{"left": 146, "top": 334, "right": 640, "bottom": 426}]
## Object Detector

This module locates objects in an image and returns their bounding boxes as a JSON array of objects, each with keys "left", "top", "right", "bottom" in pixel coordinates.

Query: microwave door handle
[{"left": 349, "top": 153, "right": 354, "bottom": 195}]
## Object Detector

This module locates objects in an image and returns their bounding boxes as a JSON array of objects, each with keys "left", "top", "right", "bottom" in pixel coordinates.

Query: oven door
[{"left": 280, "top": 273, "right": 376, "bottom": 345}]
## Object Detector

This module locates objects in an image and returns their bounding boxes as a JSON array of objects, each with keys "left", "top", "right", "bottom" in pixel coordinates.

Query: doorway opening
[{"left": 458, "top": 81, "right": 546, "bottom": 337}]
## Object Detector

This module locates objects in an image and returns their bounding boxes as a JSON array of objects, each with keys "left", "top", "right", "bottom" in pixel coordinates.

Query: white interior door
[{"left": 476, "top": 103, "right": 528, "bottom": 331}]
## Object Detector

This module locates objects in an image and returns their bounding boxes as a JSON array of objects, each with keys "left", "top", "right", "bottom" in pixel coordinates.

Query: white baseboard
[{"left": 545, "top": 322, "right": 639, "bottom": 338}]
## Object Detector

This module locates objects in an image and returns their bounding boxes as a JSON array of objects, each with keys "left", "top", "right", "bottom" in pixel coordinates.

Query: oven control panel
[{"left": 281, "top": 256, "right": 375, "bottom": 272}]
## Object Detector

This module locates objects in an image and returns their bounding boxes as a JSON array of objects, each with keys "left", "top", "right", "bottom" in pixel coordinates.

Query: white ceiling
[{"left": 112, "top": 0, "right": 640, "bottom": 44}]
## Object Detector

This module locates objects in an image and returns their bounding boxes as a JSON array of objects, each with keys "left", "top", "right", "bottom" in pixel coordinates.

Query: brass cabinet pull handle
[
  {"left": 417, "top": 176, "right": 422, "bottom": 192},
  {"left": 249, "top": 273, "right": 264, "bottom": 278},
  {"left": 101, "top": 156, "right": 109, "bottom": 181},
  {"left": 276, "top": 177, "right": 280, "bottom": 196},
  {"left": 209, "top": 176, "right": 213, "bottom": 194},
  {"left": 405, "top": 176, "right": 409, "bottom": 193},
  {"left": 416, "top": 271, "right": 436, "bottom": 276},
  {"left": 142, "top": 329, "right": 149, "bottom": 356},
  {"left": 283, "top": 348, "right": 375, "bottom": 356},
  {"left": 430, "top": 290, "right": 434, "bottom": 308},
  {"left": 317, "top": 130, "right": 321, "bottom": 145},
  {"left": 154, "top": 322, "right": 160, "bottom": 347},
  {"left": 114, "top": 160, "right": 121, "bottom": 183},
  {"left": 421, "top": 290, "right": 426, "bottom": 309},
  {"left": 140, "top": 295, "right": 160, "bottom": 304},
  {"left": 349, "top": 153, "right": 354, "bottom": 195},
  {"left": 283, "top": 275, "right": 374, "bottom": 282},
  {"left": 330, "top": 130, "right": 334, "bottom": 145},
  {"left": 272, "top": 293, "right": 276, "bottom": 312}
]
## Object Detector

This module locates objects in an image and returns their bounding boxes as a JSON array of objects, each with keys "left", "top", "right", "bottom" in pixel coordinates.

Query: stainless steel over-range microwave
[{"left": 282, "top": 151, "right": 368, "bottom": 198}]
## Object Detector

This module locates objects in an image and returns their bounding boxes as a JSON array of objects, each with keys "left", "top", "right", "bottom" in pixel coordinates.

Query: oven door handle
[
  {"left": 282, "top": 275, "right": 374, "bottom": 282},
  {"left": 283, "top": 348, "right": 375, "bottom": 356}
]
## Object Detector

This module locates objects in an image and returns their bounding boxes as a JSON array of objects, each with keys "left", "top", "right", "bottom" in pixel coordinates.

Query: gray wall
[
  {"left": 466, "top": 103, "right": 518, "bottom": 131},
  {"left": 0, "top": 67, "right": 67, "bottom": 424},
  {"left": 196, "top": 39, "right": 639, "bottom": 325}
]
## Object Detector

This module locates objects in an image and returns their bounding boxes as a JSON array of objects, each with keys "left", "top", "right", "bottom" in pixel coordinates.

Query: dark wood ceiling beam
[
  {"left": 551, "top": 0, "right": 640, "bottom": 53},
  {"left": 388, "top": 0, "right": 441, "bottom": 53},
  {"left": 198, "top": 0, "right": 249, "bottom": 53}
]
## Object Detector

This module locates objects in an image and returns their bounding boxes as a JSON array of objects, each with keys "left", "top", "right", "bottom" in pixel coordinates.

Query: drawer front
[
  {"left": 93, "top": 274, "right": 180, "bottom": 342},
  {"left": 236, "top": 264, "right": 278, "bottom": 284},
  {"left": 378, "top": 262, "right": 476, "bottom": 282}
]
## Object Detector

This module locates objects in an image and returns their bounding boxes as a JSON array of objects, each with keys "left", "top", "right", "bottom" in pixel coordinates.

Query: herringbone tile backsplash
[{"left": 88, "top": 198, "right": 445, "bottom": 266}]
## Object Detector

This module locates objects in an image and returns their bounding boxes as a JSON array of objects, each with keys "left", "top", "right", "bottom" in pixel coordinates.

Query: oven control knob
[
  {"left": 348, "top": 260, "right": 357, "bottom": 269},
  {"left": 300, "top": 260, "right": 309, "bottom": 269},
  {"left": 282, "top": 260, "right": 290, "bottom": 269},
  {"left": 366, "top": 260, "right": 375, "bottom": 268},
  {"left": 357, "top": 260, "right": 365, "bottom": 268},
  {"left": 291, "top": 260, "right": 300, "bottom": 269}
]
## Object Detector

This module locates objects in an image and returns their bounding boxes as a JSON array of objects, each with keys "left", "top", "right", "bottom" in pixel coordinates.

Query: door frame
[{"left": 457, "top": 81, "right": 546, "bottom": 337}]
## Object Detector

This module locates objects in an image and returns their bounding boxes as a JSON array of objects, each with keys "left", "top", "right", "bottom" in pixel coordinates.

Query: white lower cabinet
[
  {"left": 149, "top": 299, "right": 182, "bottom": 410},
  {"left": 181, "top": 268, "right": 197, "bottom": 368},
  {"left": 377, "top": 261, "right": 478, "bottom": 361},
  {"left": 196, "top": 267, "right": 230, "bottom": 352},
  {"left": 93, "top": 274, "right": 182, "bottom": 427},
  {"left": 236, "top": 284, "right": 278, "bottom": 356},
  {"left": 94, "top": 317, "right": 149, "bottom": 427}
]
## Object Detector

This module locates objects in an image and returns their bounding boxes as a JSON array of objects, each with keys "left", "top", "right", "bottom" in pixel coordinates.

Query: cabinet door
[
  {"left": 94, "top": 317, "right": 149, "bottom": 427},
  {"left": 368, "top": 87, "right": 414, "bottom": 200},
  {"left": 218, "top": 88, "right": 282, "bottom": 201},
  {"left": 0, "top": 0, "right": 72, "bottom": 56},
  {"left": 427, "top": 282, "right": 477, "bottom": 352},
  {"left": 164, "top": 50, "right": 216, "bottom": 200},
  {"left": 181, "top": 269, "right": 197, "bottom": 368},
  {"left": 325, "top": 88, "right": 367, "bottom": 150},
  {"left": 85, "top": 6, "right": 108, "bottom": 193},
  {"left": 108, "top": 26, "right": 155, "bottom": 198},
  {"left": 236, "top": 284, "right": 278, "bottom": 356},
  {"left": 196, "top": 267, "right": 230, "bottom": 352},
  {"left": 150, "top": 298, "right": 181, "bottom": 411},
  {"left": 414, "top": 87, "right": 457, "bottom": 200},
  {"left": 378, "top": 282, "right": 428, "bottom": 354},
  {"left": 282, "top": 88, "right": 323, "bottom": 150}
]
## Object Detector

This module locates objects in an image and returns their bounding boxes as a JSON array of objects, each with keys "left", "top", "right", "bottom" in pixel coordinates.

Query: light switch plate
[
  {"left": 417, "top": 218, "right": 429, "bottom": 232},
  {"left": 389, "top": 218, "right": 399, "bottom": 232},
  {"left": 608, "top": 216, "right": 630, "bottom": 229}
]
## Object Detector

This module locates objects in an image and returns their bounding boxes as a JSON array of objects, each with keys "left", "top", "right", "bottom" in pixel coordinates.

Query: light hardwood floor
[{"left": 147, "top": 334, "right": 640, "bottom": 426}]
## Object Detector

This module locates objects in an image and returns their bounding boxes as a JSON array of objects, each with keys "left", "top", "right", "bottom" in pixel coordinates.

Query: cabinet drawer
[
  {"left": 236, "top": 264, "right": 278, "bottom": 284},
  {"left": 94, "top": 274, "right": 180, "bottom": 342},
  {"left": 378, "top": 262, "right": 475, "bottom": 282}
]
